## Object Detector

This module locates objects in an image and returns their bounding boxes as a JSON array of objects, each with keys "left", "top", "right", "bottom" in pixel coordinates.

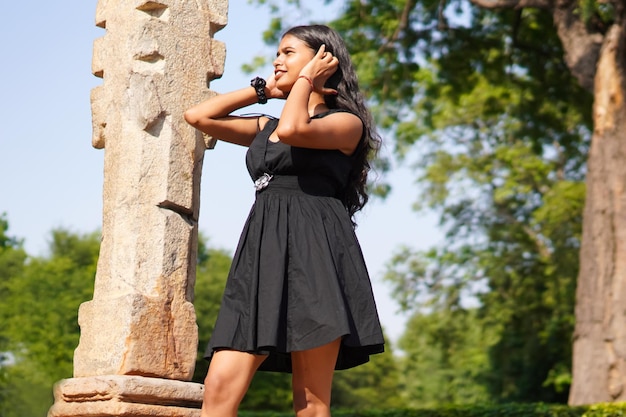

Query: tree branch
[
  {"left": 380, "top": 0, "right": 417, "bottom": 53},
  {"left": 438, "top": 0, "right": 449, "bottom": 30},
  {"left": 469, "top": 0, "right": 604, "bottom": 92},
  {"left": 510, "top": 9, "right": 557, "bottom": 59},
  {"left": 494, "top": 203, "right": 553, "bottom": 260},
  {"left": 552, "top": 3, "right": 604, "bottom": 92}
]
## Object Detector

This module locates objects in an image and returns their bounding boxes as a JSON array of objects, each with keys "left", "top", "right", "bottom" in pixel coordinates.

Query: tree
[
  {"left": 396, "top": 307, "right": 494, "bottom": 407},
  {"left": 349, "top": 2, "right": 588, "bottom": 402},
  {"left": 461, "top": 0, "right": 625, "bottom": 404},
  {"left": 251, "top": 0, "right": 622, "bottom": 404},
  {"left": 0, "top": 226, "right": 100, "bottom": 417},
  {"left": 0, "top": 214, "right": 27, "bottom": 417}
]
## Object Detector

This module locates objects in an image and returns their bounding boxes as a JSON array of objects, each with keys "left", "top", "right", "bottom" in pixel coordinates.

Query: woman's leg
[
  {"left": 200, "top": 350, "right": 267, "bottom": 417},
  {"left": 291, "top": 339, "right": 342, "bottom": 417}
]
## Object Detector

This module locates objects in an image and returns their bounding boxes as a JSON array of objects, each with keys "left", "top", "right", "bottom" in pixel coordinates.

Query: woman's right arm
[{"left": 184, "top": 86, "right": 262, "bottom": 147}]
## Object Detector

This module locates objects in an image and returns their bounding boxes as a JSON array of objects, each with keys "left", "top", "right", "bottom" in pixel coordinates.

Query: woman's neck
[{"left": 308, "top": 94, "right": 328, "bottom": 116}]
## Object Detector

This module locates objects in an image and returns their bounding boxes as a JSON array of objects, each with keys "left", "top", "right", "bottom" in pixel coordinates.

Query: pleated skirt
[{"left": 205, "top": 176, "right": 385, "bottom": 372}]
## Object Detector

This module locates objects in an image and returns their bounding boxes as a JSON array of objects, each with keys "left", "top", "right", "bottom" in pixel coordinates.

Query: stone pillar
[{"left": 49, "top": 0, "right": 226, "bottom": 415}]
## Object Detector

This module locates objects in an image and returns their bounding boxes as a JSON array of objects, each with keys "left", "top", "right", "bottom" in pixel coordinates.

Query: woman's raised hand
[{"left": 299, "top": 44, "right": 339, "bottom": 95}]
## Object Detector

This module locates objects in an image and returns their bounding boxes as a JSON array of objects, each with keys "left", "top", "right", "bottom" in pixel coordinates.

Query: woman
[{"left": 184, "top": 24, "right": 385, "bottom": 417}]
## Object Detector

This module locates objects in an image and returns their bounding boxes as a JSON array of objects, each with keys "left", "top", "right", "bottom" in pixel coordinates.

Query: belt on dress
[{"left": 254, "top": 174, "right": 339, "bottom": 198}]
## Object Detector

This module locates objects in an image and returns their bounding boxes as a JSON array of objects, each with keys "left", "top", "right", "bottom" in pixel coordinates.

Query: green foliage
[
  {"left": 576, "top": 0, "right": 615, "bottom": 26},
  {"left": 389, "top": 8, "right": 587, "bottom": 399},
  {"left": 6, "top": 229, "right": 99, "bottom": 377},
  {"left": 582, "top": 403, "right": 626, "bottom": 417},
  {"left": 0, "top": 224, "right": 100, "bottom": 417},
  {"left": 239, "top": 404, "right": 626, "bottom": 417},
  {"left": 241, "top": 403, "right": 591, "bottom": 417},
  {"left": 192, "top": 236, "right": 233, "bottom": 382},
  {"left": 332, "top": 338, "right": 404, "bottom": 410},
  {"left": 0, "top": 214, "right": 27, "bottom": 417},
  {"left": 343, "top": 404, "right": 587, "bottom": 416},
  {"left": 385, "top": 130, "right": 585, "bottom": 402},
  {"left": 243, "top": 372, "right": 293, "bottom": 411},
  {"left": 397, "top": 308, "right": 494, "bottom": 407}
]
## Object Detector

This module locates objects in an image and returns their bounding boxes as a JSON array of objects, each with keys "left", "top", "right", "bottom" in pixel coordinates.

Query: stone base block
[{"left": 48, "top": 375, "right": 203, "bottom": 417}]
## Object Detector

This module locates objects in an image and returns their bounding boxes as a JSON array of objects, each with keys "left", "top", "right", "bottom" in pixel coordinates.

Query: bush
[
  {"left": 583, "top": 403, "right": 626, "bottom": 417},
  {"left": 239, "top": 403, "right": 626, "bottom": 417}
]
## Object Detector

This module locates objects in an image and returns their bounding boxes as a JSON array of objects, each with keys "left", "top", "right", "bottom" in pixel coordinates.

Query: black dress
[{"left": 205, "top": 110, "right": 385, "bottom": 372}]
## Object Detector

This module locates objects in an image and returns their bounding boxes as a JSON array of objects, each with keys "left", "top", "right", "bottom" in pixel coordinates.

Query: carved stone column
[{"left": 48, "top": 0, "right": 226, "bottom": 415}]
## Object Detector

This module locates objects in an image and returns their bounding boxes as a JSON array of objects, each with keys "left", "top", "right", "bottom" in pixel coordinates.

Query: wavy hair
[{"left": 283, "top": 25, "right": 382, "bottom": 223}]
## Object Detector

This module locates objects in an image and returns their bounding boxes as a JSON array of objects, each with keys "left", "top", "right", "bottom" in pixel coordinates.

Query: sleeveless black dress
[{"left": 205, "top": 110, "right": 385, "bottom": 372}]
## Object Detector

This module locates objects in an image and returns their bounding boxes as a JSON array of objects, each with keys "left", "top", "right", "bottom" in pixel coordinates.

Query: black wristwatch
[{"left": 250, "top": 77, "right": 267, "bottom": 104}]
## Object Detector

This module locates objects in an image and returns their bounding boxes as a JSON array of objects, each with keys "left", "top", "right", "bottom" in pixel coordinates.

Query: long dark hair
[{"left": 283, "top": 25, "right": 382, "bottom": 223}]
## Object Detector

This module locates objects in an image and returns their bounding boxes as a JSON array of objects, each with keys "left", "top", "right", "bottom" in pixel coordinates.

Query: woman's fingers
[
  {"left": 299, "top": 44, "right": 339, "bottom": 94},
  {"left": 321, "top": 87, "right": 338, "bottom": 96},
  {"left": 316, "top": 44, "right": 327, "bottom": 58}
]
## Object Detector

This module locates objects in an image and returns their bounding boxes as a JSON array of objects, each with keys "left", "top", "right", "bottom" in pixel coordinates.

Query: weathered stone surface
[
  {"left": 71, "top": 0, "right": 227, "bottom": 381},
  {"left": 50, "top": 0, "right": 228, "bottom": 413},
  {"left": 48, "top": 375, "right": 203, "bottom": 417}
]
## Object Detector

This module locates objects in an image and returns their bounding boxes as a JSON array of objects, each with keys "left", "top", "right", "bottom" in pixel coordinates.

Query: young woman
[{"left": 184, "top": 24, "right": 385, "bottom": 417}]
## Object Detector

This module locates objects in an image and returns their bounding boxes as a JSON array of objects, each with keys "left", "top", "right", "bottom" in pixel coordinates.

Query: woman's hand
[
  {"left": 265, "top": 73, "right": 288, "bottom": 100},
  {"left": 299, "top": 44, "right": 339, "bottom": 95}
]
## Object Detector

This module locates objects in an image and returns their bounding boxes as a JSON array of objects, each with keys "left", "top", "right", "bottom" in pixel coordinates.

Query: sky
[{"left": 0, "top": 0, "right": 442, "bottom": 344}]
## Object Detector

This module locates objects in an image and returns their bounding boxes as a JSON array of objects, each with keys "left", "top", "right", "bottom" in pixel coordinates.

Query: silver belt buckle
[{"left": 254, "top": 173, "right": 273, "bottom": 190}]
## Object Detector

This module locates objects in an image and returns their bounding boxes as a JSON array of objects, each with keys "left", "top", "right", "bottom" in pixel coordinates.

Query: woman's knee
[{"left": 203, "top": 370, "right": 233, "bottom": 405}]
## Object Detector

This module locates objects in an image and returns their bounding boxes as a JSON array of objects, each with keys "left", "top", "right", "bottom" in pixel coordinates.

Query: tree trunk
[{"left": 569, "top": 24, "right": 626, "bottom": 405}]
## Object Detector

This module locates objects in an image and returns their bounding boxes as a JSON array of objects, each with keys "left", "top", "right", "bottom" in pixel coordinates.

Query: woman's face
[{"left": 273, "top": 34, "right": 315, "bottom": 92}]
